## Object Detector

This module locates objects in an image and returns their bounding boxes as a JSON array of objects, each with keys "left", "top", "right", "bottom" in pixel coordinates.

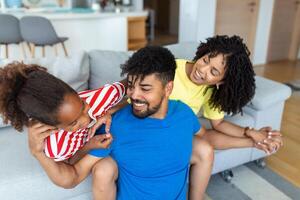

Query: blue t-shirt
[{"left": 89, "top": 100, "right": 201, "bottom": 200}]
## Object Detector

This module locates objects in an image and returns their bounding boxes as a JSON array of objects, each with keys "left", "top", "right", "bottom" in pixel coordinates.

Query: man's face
[{"left": 127, "top": 74, "right": 172, "bottom": 119}]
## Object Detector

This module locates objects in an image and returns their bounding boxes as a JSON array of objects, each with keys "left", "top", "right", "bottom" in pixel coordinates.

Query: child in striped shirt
[{"left": 0, "top": 62, "right": 125, "bottom": 162}]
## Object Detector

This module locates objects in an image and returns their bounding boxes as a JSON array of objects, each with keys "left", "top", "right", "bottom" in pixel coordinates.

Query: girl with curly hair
[{"left": 0, "top": 62, "right": 125, "bottom": 163}]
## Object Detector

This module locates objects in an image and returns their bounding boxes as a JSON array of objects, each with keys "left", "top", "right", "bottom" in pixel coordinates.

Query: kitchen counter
[
  {"left": 9, "top": 8, "right": 148, "bottom": 20},
  {"left": 0, "top": 8, "right": 148, "bottom": 58}
]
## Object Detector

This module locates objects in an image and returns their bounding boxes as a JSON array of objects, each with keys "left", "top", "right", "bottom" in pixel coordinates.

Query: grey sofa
[{"left": 0, "top": 43, "right": 292, "bottom": 200}]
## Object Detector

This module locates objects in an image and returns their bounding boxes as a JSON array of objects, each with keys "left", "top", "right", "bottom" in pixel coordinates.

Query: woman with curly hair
[
  {"left": 169, "top": 35, "right": 283, "bottom": 199},
  {"left": 0, "top": 62, "right": 125, "bottom": 163}
]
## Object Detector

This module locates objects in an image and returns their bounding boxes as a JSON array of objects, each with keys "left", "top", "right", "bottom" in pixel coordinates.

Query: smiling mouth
[
  {"left": 132, "top": 102, "right": 147, "bottom": 111},
  {"left": 194, "top": 70, "right": 205, "bottom": 81}
]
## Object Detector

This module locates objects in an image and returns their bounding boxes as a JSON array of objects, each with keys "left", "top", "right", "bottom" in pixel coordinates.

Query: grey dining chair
[
  {"left": 0, "top": 14, "right": 26, "bottom": 58},
  {"left": 20, "top": 16, "right": 69, "bottom": 58}
]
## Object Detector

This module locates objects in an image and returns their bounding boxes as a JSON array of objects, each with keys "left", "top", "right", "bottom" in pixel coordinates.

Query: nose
[
  {"left": 199, "top": 64, "right": 210, "bottom": 78},
  {"left": 128, "top": 87, "right": 140, "bottom": 100}
]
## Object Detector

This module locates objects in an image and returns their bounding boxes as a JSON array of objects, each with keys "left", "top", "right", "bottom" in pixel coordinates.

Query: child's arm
[
  {"left": 67, "top": 134, "right": 112, "bottom": 165},
  {"left": 68, "top": 98, "right": 129, "bottom": 164},
  {"left": 28, "top": 123, "right": 112, "bottom": 188},
  {"left": 89, "top": 97, "right": 129, "bottom": 137}
]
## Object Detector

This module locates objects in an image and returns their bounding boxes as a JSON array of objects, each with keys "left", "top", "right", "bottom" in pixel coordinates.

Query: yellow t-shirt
[{"left": 169, "top": 59, "right": 224, "bottom": 120}]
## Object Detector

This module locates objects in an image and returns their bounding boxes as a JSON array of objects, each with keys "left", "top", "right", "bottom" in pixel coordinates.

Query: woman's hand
[
  {"left": 247, "top": 126, "right": 283, "bottom": 154},
  {"left": 27, "top": 123, "right": 57, "bottom": 157}
]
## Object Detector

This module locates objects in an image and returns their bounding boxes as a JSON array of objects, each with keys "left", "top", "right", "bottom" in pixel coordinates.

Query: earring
[{"left": 216, "top": 84, "right": 219, "bottom": 90}]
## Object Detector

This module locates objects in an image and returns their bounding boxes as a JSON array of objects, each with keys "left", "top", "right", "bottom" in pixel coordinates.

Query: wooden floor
[{"left": 254, "top": 60, "right": 300, "bottom": 187}]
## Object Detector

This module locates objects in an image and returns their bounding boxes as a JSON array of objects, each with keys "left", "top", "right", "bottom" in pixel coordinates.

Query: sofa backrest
[
  {"left": 88, "top": 50, "right": 133, "bottom": 89},
  {"left": 165, "top": 42, "right": 199, "bottom": 60}
]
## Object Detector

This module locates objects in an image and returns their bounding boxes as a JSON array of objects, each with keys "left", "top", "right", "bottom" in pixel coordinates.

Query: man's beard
[{"left": 130, "top": 97, "right": 163, "bottom": 118}]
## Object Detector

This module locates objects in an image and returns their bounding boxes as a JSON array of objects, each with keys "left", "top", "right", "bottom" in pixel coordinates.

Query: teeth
[
  {"left": 195, "top": 70, "right": 203, "bottom": 80},
  {"left": 133, "top": 102, "right": 145, "bottom": 107}
]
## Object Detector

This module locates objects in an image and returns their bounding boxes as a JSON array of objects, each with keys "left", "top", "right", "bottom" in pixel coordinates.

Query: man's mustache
[{"left": 130, "top": 98, "right": 148, "bottom": 105}]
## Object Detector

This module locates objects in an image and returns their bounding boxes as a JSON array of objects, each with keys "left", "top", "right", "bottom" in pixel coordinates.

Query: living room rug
[{"left": 205, "top": 163, "right": 300, "bottom": 200}]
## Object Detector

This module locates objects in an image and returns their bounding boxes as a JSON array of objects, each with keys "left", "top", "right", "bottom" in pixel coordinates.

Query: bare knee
[
  {"left": 191, "top": 137, "right": 214, "bottom": 164},
  {"left": 92, "top": 157, "right": 118, "bottom": 184}
]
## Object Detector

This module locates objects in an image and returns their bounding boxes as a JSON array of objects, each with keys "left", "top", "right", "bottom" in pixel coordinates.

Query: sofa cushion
[
  {"left": 0, "top": 51, "right": 89, "bottom": 92},
  {"left": 88, "top": 50, "right": 132, "bottom": 89},
  {"left": 0, "top": 126, "right": 92, "bottom": 200}
]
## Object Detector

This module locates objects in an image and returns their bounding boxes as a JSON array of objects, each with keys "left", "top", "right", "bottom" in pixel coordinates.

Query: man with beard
[{"left": 28, "top": 46, "right": 205, "bottom": 199}]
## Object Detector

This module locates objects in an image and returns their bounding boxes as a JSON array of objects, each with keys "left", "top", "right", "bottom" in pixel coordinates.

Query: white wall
[
  {"left": 179, "top": 0, "right": 200, "bottom": 42},
  {"left": 252, "top": 0, "right": 274, "bottom": 65},
  {"left": 179, "top": 0, "right": 275, "bottom": 65},
  {"left": 179, "top": 0, "right": 216, "bottom": 42},
  {"left": 195, "top": 0, "right": 216, "bottom": 42}
]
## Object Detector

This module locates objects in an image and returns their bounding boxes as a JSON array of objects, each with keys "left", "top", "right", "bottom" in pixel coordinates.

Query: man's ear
[{"left": 165, "top": 81, "right": 174, "bottom": 97}]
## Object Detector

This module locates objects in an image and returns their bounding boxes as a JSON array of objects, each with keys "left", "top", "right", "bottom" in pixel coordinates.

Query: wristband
[{"left": 243, "top": 126, "right": 252, "bottom": 137}]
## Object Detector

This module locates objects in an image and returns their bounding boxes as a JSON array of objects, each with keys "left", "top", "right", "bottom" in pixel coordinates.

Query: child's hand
[
  {"left": 27, "top": 123, "right": 57, "bottom": 157},
  {"left": 88, "top": 112, "right": 112, "bottom": 140},
  {"left": 85, "top": 133, "right": 113, "bottom": 150}
]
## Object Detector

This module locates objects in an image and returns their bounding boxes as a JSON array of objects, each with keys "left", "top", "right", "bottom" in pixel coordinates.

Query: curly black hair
[
  {"left": 194, "top": 35, "right": 256, "bottom": 115},
  {"left": 0, "top": 62, "right": 77, "bottom": 131},
  {"left": 121, "top": 46, "right": 176, "bottom": 85}
]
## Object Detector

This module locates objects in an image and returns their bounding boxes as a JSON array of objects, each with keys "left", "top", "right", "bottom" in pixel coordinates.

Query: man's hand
[
  {"left": 88, "top": 112, "right": 112, "bottom": 140},
  {"left": 28, "top": 123, "right": 57, "bottom": 157}
]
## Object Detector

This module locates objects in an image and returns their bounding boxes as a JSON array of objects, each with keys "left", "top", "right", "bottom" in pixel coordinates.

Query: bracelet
[{"left": 243, "top": 126, "right": 252, "bottom": 137}]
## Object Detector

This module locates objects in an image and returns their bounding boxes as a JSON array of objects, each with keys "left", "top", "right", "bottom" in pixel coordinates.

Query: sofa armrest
[{"left": 247, "top": 76, "right": 292, "bottom": 111}]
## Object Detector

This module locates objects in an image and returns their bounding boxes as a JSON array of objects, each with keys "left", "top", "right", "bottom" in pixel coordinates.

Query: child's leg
[
  {"left": 189, "top": 136, "right": 214, "bottom": 200},
  {"left": 92, "top": 157, "right": 118, "bottom": 200}
]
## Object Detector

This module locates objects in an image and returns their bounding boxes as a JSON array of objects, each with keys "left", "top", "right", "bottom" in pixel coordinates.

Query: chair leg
[
  {"left": 61, "top": 42, "right": 68, "bottom": 57},
  {"left": 42, "top": 46, "right": 45, "bottom": 57},
  {"left": 30, "top": 43, "right": 36, "bottom": 58},
  {"left": 20, "top": 43, "right": 27, "bottom": 59},
  {"left": 5, "top": 44, "right": 8, "bottom": 58},
  {"left": 54, "top": 44, "right": 58, "bottom": 56}
]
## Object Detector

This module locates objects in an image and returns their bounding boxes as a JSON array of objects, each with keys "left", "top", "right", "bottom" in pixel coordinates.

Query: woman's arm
[
  {"left": 210, "top": 118, "right": 245, "bottom": 137},
  {"left": 209, "top": 118, "right": 283, "bottom": 153}
]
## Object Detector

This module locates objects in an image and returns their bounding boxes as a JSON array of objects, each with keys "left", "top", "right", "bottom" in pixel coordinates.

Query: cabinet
[{"left": 127, "top": 16, "right": 147, "bottom": 50}]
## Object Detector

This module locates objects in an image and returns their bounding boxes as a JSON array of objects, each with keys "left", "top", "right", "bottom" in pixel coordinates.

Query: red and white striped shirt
[{"left": 44, "top": 82, "right": 125, "bottom": 161}]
